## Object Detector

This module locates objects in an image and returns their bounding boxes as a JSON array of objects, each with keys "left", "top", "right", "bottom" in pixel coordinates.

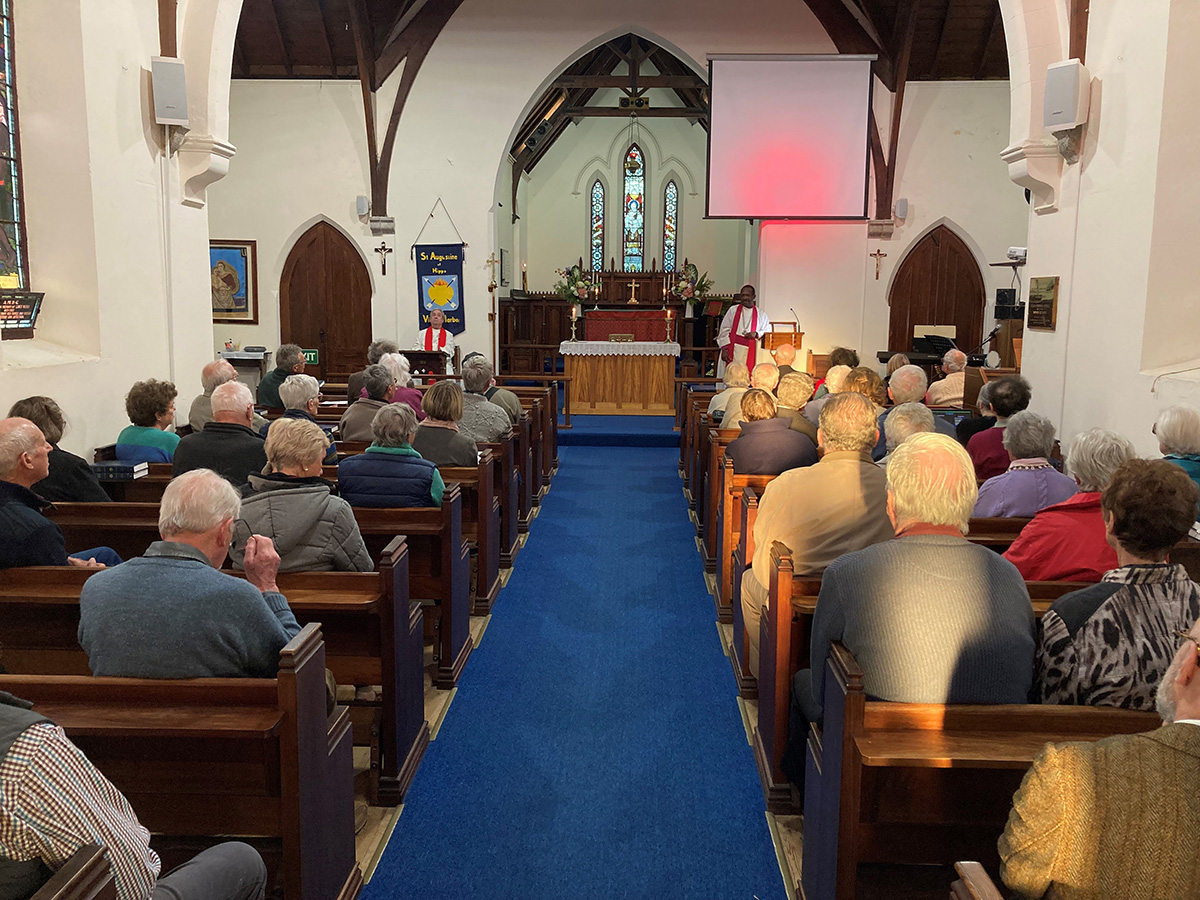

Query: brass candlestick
[
  {"left": 663, "top": 311, "right": 673, "bottom": 343},
  {"left": 570, "top": 305, "right": 579, "bottom": 342}
]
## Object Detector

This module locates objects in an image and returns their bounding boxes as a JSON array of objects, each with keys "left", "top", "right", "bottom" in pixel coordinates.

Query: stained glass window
[
  {"left": 622, "top": 145, "right": 645, "bottom": 272},
  {"left": 590, "top": 180, "right": 604, "bottom": 272},
  {"left": 0, "top": 0, "right": 26, "bottom": 290},
  {"left": 662, "top": 180, "right": 678, "bottom": 273}
]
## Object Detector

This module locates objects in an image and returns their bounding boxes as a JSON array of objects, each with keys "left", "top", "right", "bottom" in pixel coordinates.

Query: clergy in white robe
[
  {"left": 413, "top": 307, "right": 456, "bottom": 373},
  {"left": 716, "top": 285, "right": 764, "bottom": 376}
]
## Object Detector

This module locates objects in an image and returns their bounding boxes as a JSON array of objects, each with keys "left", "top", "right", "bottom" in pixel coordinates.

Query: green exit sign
[{"left": 302, "top": 349, "right": 319, "bottom": 365}]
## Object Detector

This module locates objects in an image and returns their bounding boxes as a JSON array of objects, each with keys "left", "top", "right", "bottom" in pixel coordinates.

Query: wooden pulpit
[{"left": 762, "top": 323, "right": 803, "bottom": 354}]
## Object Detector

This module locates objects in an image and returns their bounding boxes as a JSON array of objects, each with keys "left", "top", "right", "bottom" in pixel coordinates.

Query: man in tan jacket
[
  {"left": 739, "top": 391, "right": 894, "bottom": 677},
  {"left": 999, "top": 617, "right": 1200, "bottom": 898}
]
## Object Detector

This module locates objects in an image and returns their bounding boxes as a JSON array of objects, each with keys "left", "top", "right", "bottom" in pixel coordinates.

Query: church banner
[{"left": 415, "top": 243, "right": 465, "bottom": 335}]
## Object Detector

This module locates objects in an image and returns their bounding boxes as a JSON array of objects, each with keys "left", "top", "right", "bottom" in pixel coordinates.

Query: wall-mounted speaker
[
  {"left": 151, "top": 56, "right": 189, "bottom": 127},
  {"left": 1044, "top": 59, "right": 1090, "bottom": 132},
  {"left": 618, "top": 96, "right": 650, "bottom": 110}
]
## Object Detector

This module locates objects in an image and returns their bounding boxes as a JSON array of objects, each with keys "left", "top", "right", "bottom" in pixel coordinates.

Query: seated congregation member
[
  {"left": 255, "top": 343, "right": 306, "bottom": 409},
  {"left": 740, "top": 392, "right": 894, "bottom": 676},
  {"left": 338, "top": 405, "right": 445, "bottom": 508},
  {"left": 377, "top": 352, "right": 426, "bottom": 421},
  {"left": 172, "top": 381, "right": 267, "bottom": 486},
  {"left": 772, "top": 342, "right": 798, "bottom": 378},
  {"left": 234, "top": 419, "right": 372, "bottom": 574},
  {"left": 459, "top": 356, "right": 511, "bottom": 444},
  {"left": 189, "top": 359, "right": 269, "bottom": 434},
  {"left": 812, "top": 346, "right": 859, "bottom": 400},
  {"left": 707, "top": 362, "right": 749, "bottom": 419},
  {"left": 1036, "top": 459, "right": 1200, "bottom": 710},
  {"left": 967, "top": 375, "right": 1032, "bottom": 480},
  {"left": 723, "top": 363, "right": 781, "bottom": 429},
  {"left": 843, "top": 366, "right": 887, "bottom": 414},
  {"left": 725, "top": 389, "right": 817, "bottom": 476},
  {"left": 462, "top": 351, "right": 522, "bottom": 424},
  {"left": 1155, "top": 404, "right": 1200, "bottom": 505},
  {"left": 115, "top": 379, "right": 179, "bottom": 464},
  {"left": 78, "top": 469, "right": 301, "bottom": 678},
  {"left": 873, "top": 364, "right": 954, "bottom": 460},
  {"left": 262, "top": 374, "right": 336, "bottom": 464},
  {"left": 802, "top": 364, "right": 850, "bottom": 425},
  {"left": 925, "top": 348, "right": 968, "bottom": 407},
  {"left": 338, "top": 364, "right": 393, "bottom": 443},
  {"left": 0, "top": 419, "right": 120, "bottom": 569},
  {"left": 999, "top": 616, "right": 1200, "bottom": 900},
  {"left": 974, "top": 410, "right": 1078, "bottom": 517},
  {"left": 346, "top": 339, "right": 399, "bottom": 403},
  {"left": 413, "top": 307, "right": 456, "bottom": 371},
  {"left": 876, "top": 402, "right": 934, "bottom": 469},
  {"left": 884, "top": 352, "right": 910, "bottom": 379},
  {"left": 787, "top": 432, "right": 1035, "bottom": 784},
  {"left": 957, "top": 379, "right": 998, "bottom": 447},
  {"left": 6, "top": 397, "right": 108, "bottom": 502},
  {"left": 1004, "top": 428, "right": 1136, "bottom": 583},
  {"left": 774, "top": 372, "right": 818, "bottom": 443},
  {"left": 411, "top": 379, "right": 478, "bottom": 467},
  {"left": 0, "top": 688, "right": 267, "bottom": 900}
]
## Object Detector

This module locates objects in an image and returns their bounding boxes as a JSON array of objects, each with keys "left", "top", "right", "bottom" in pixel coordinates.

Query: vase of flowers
[
  {"left": 553, "top": 265, "right": 592, "bottom": 302},
  {"left": 671, "top": 262, "right": 713, "bottom": 301}
]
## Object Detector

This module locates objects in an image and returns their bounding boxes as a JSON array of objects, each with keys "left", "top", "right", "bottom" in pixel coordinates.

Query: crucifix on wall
[
  {"left": 627, "top": 281, "right": 639, "bottom": 305},
  {"left": 375, "top": 242, "right": 393, "bottom": 275},
  {"left": 869, "top": 249, "right": 887, "bottom": 280}
]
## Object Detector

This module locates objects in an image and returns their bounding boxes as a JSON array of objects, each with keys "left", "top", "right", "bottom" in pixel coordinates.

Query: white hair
[
  {"left": 0, "top": 419, "right": 42, "bottom": 478},
  {"left": 379, "top": 353, "right": 413, "bottom": 388},
  {"left": 1067, "top": 428, "right": 1137, "bottom": 492},
  {"left": 884, "top": 403, "right": 935, "bottom": 452},
  {"left": 1003, "top": 410, "right": 1056, "bottom": 460},
  {"left": 773, "top": 343, "right": 796, "bottom": 365},
  {"left": 818, "top": 392, "right": 879, "bottom": 453},
  {"left": 722, "top": 362, "right": 750, "bottom": 389},
  {"left": 943, "top": 349, "right": 968, "bottom": 373},
  {"left": 201, "top": 360, "right": 237, "bottom": 394},
  {"left": 751, "top": 363, "right": 780, "bottom": 391},
  {"left": 823, "top": 365, "right": 851, "bottom": 394},
  {"left": 372, "top": 403, "right": 418, "bottom": 446},
  {"left": 888, "top": 365, "right": 929, "bottom": 404},
  {"left": 1156, "top": 406, "right": 1200, "bottom": 456},
  {"left": 159, "top": 468, "right": 241, "bottom": 537},
  {"left": 211, "top": 380, "right": 253, "bottom": 414},
  {"left": 777, "top": 373, "right": 814, "bottom": 410},
  {"left": 887, "top": 432, "right": 978, "bottom": 533},
  {"left": 278, "top": 374, "right": 320, "bottom": 410}
]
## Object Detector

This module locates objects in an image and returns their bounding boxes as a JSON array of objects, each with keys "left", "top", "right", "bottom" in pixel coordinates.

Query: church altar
[
  {"left": 584, "top": 308, "right": 677, "bottom": 343},
  {"left": 560, "top": 340, "right": 680, "bottom": 416}
]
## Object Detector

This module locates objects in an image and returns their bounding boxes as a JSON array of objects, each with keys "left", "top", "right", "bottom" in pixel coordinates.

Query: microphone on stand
[{"left": 790, "top": 307, "right": 800, "bottom": 329}]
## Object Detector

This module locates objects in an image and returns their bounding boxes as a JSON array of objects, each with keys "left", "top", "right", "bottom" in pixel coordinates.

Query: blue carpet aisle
[{"left": 364, "top": 444, "right": 786, "bottom": 899}]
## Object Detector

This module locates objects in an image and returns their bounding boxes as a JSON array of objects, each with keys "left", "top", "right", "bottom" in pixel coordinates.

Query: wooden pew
[
  {"left": 950, "top": 862, "right": 1004, "bottom": 900},
  {"left": 730, "top": 485, "right": 762, "bottom": 698},
  {"left": 700, "top": 425, "right": 739, "bottom": 580},
  {"left": 682, "top": 393, "right": 711, "bottom": 505},
  {"left": 0, "top": 626, "right": 361, "bottom": 900},
  {"left": 439, "top": 450, "right": 502, "bottom": 613},
  {"left": 506, "top": 385, "right": 558, "bottom": 479},
  {"left": 352, "top": 484, "right": 473, "bottom": 688},
  {"left": 801, "top": 643, "right": 1159, "bottom": 900},
  {"left": 674, "top": 378, "right": 720, "bottom": 433},
  {"left": 753, "top": 541, "right": 1094, "bottom": 813},
  {"left": 480, "top": 434, "right": 521, "bottom": 567},
  {"left": 716, "top": 459, "right": 774, "bottom": 626},
  {"left": 0, "top": 541, "right": 429, "bottom": 808},
  {"left": 31, "top": 846, "right": 111, "bottom": 900}
]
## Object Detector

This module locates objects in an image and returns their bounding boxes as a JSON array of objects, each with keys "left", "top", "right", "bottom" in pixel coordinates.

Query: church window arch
[
  {"left": 622, "top": 144, "right": 645, "bottom": 272},
  {"left": 0, "top": 0, "right": 28, "bottom": 292},
  {"left": 662, "top": 180, "right": 679, "bottom": 273},
  {"left": 589, "top": 179, "right": 605, "bottom": 271}
]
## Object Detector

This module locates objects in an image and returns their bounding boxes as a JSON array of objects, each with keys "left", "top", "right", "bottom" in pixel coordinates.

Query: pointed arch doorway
[
  {"left": 887, "top": 225, "right": 985, "bottom": 354},
  {"left": 280, "top": 221, "right": 372, "bottom": 379}
]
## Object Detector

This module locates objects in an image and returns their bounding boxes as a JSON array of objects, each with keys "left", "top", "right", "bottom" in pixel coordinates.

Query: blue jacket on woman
[{"left": 337, "top": 445, "right": 445, "bottom": 508}]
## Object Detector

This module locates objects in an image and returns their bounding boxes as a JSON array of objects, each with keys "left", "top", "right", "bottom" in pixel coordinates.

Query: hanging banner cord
[{"left": 411, "top": 198, "right": 468, "bottom": 259}]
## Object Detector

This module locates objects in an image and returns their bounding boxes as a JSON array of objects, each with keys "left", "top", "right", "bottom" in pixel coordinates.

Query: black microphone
[{"left": 790, "top": 307, "right": 800, "bottom": 328}]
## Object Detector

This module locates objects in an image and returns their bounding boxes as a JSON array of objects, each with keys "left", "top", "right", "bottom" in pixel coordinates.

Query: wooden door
[
  {"left": 280, "top": 222, "right": 372, "bottom": 379},
  {"left": 887, "top": 225, "right": 985, "bottom": 353}
]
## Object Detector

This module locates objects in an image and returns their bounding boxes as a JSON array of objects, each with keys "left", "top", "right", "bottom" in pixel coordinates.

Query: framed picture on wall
[
  {"left": 499, "top": 248, "right": 511, "bottom": 287},
  {"left": 210, "top": 240, "right": 259, "bottom": 324}
]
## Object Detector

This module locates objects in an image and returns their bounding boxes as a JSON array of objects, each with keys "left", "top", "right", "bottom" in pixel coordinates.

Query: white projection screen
[{"left": 707, "top": 55, "right": 874, "bottom": 219}]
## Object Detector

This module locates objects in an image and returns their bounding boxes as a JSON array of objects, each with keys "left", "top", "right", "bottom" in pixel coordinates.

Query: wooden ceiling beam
[
  {"left": 265, "top": 0, "right": 293, "bottom": 76},
  {"left": 348, "top": 0, "right": 380, "bottom": 196},
  {"left": 928, "top": 0, "right": 954, "bottom": 79},
  {"left": 1069, "top": 0, "right": 1089, "bottom": 63},
  {"left": 312, "top": 0, "right": 339, "bottom": 77},
  {"left": 882, "top": 0, "right": 920, "bottom": 218},
  {"left": 558, "top": 107, "right": 707, "bottom": 118},
  {"left": 804, "top": 0, "right": 893, "bottom": 89},
  {"left": 552, "top": 75, "right": 705, "bottom": 90},
  {"left": 973, "top": 2, "right": 1001, "bottom": 80}
]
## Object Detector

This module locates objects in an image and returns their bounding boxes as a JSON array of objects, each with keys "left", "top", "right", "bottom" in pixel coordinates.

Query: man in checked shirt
[{"left": 0, "top": 691, "right": 267, "bottom": 900}]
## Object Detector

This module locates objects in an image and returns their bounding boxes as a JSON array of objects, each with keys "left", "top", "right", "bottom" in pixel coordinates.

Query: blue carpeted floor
[
  {"left": 558, "top": 415, "right": 680, "bottom": 448},
  {"left": 364, "top": 445, "right": 785, "bottom": 900}
]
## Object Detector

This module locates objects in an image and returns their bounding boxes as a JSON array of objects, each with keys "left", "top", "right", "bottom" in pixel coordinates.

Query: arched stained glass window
[
  {"left": 662, "top": 180, "right": 679, "bottom": 273},
  {"left": 590, "top": 180, "right": 604, "bottom": 272},
  {"left": 622, "top": 145, "right": 645, "bottom": 272},
  {"left": 0, "top": 0, "right": 27, "bottom": 291}
]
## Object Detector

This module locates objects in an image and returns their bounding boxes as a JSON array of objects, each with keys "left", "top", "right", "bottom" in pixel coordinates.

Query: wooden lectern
[
  {"left": 405, "top": 348, "right": 460, "bottom": 378},
  {"left": 963, "top": 366, "right": 1020, "bottom": 409},
  {"left": 762, "top": 323, "right": 803, "bottom": 354}
]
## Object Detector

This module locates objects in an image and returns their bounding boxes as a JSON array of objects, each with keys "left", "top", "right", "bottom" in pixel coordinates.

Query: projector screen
[{"left": 707, "top": 55, "right": 874, "bottom": 219}]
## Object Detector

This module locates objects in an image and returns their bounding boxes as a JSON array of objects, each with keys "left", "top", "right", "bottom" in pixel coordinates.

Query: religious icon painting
[{"left": 210, "top": 240, "right": 258, "bottom": 324}]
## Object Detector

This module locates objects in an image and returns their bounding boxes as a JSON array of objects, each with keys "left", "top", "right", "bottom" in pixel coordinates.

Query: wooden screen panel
[{"left": 887, "top": 225, "right": 985, "bottom": 354}]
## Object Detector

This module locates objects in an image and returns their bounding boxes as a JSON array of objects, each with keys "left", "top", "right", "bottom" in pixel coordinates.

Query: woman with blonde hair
[{"left": 411, "top": 380, "right": 478, "bottom": 467}]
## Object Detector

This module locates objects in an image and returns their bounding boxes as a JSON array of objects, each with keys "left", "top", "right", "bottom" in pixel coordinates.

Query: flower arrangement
[
  {"left": 553, "top": 264, "right": 592, "bottom": 302},
  {"left": 671, "top": 262, "right": 713, "bottom": 301}
]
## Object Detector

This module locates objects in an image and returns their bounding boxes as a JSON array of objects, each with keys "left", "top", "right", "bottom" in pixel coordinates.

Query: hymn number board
[{"left": 0, "top": 290, "right": 43, "bottom": 340}]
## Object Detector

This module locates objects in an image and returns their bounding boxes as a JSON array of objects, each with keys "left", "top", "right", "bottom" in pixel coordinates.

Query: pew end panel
[
  {"left": 30, "top": 846, "right": 112, "bottom": 900},
  {"left": 729, "top": 485, "right": 762, "bottom": 699},
  {"left": 950, "top": 862, "right": 1005, "bottom": 900},
  {"left": 440, "top": 450, "right": 501, "bottom": 615}
]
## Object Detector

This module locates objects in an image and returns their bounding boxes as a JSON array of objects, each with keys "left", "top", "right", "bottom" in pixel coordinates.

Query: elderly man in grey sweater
[
  {"left": 781, "top": 432, "right": 1036, "bottom": 786},
  {"left": 79, "top": 468, "right": 300, "bottom": 678}
]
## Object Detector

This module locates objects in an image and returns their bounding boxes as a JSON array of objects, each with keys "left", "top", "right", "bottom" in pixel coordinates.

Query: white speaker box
[
  {"left": 356, "top": 196, "right": 370, "bottom": 217},
  {"left": 1044, "top": 59, "right": 1090, "bottom": 132},
  {"left": 151, "top": 57, "right": 189, "bottom": 127},
  {"left": 894, "top": 197, "right": 908, "bottom": 220}
]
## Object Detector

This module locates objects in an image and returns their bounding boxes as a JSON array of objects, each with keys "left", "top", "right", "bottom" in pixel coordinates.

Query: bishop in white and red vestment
[{"left": 716, "top": 286, "right": 764, "bottom": 376}]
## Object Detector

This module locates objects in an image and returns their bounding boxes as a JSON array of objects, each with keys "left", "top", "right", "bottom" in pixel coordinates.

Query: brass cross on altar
[
  {"left": 375, "top": 243, "right": 393, "bottom": 275},
  {"left": 627, "top": 281, "right": 640, "bottom": 305},
  {"left": 869, "top": 249, "right": 887, "bottom": 280}
]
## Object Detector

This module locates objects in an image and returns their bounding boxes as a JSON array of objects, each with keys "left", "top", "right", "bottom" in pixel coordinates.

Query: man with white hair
[
  {"left": 0, "top": 418, "right": 121, "bottom": 569},
  {"left": 459, "top": 357, "right": 511, "bottom": 444},
  {"left": 775, "top": 372, "right": 818, "bottom": 443},
  {"left": 873, "top": 364, "right": 955, "bottom": 460},
  {"left": 782, "top": 432, "right": 1035, "bottom": 786},
  {"left": 998, "top": 615, "right": 1200, "bottom": 898},
  {"left": 707, "top": 362, "right": 750, "bottom": 419},
  {"left": 262, "top": 374, "right": 336, "bottom": 464},
  {"left": 172, "top": 381, "right": 267, "bottom": 485},
  {"left": 925, "top": 348, "right": 968, "bottom": 407},
  {"left": 188, "top": 359, "right": 269, "bottom": 434},
  {"left": 462, "top": 351, "right": 521, "bottom": 424},
  {"left": 413, "top": 308, "right": 456, "bottom": 372},
  {"left": 723, "top": 363, "right": 781, "bottom": 429},
  {"left": 802, "top": 364, "right": 850, "bottom": 426},
  {"left": 740, "top": 392, "right": 894, "bottom": 677},
  {"left": 78, "top": 468, "right": 300, "bottom": 678},
  {"left": 877, "top": 402, "right": 935, "bottom": 468},
  {"left": 772, "top": 343, "right": 798, "bottom": 378}
]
